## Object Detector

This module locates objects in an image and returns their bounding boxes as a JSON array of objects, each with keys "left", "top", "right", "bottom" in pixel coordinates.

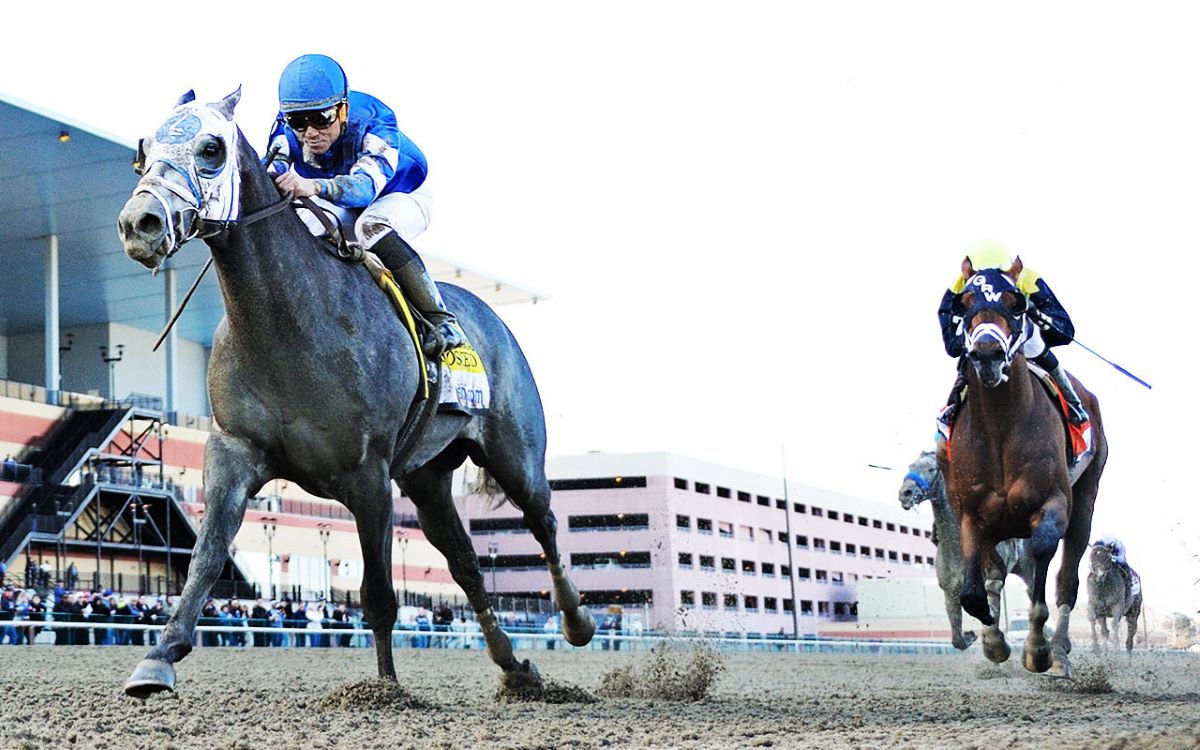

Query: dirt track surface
[{"left": 0, "top": 646, "right": 1197, "bottom": 749}]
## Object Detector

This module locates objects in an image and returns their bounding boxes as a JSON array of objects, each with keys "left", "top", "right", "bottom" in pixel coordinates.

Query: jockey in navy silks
[
  {"left": 266, "top": 53, "right": 464, "bottom": 357},
  {"left": 936, "top": 242, "right": 1090, "bottom": 434}
]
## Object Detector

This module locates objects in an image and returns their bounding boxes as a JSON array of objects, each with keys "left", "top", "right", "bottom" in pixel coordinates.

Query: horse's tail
[{"left": 467, "top": 466, "right": 514, "bottom": 511}]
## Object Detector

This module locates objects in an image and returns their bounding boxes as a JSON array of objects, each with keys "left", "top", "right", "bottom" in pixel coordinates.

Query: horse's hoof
[
  {"left": 982, "top": 631, "right": 1010, "bottom": 664},
  {"left": 562, "top": 607, "right": 595, "bottom": 647},
  {"left": 1047, "top": 656, "right": 1073, "bottom": 679},
  {"left": 953, "top": 630, "right": 978, "bottom": 650},
  {"left": 125, "top": 659, "right": 176, "bottom": 698},
  {"left": 1023, "top": 644, "right": 1052, "bottom": 673},
  {"left": 500, "top": 659, "right": 543, "bottom": 695}
]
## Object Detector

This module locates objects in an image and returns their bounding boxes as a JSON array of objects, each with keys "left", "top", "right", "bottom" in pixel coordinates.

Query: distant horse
[
  {"left": 898, "top": 450, "right": 1036, "bottom": 651},
  {"left": 939, "top": 268, "right": 1108, "bottom": 678},
  {"left": 1087, "top": 543, "right": 1141, "bottom": 653},
  {"left": 116, "top": 90, "right": 594, "bottom": 696}
]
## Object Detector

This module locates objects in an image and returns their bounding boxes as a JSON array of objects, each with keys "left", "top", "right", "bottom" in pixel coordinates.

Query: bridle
[
  {"left": 959, "top": 270, "right": 1029, "bottom": 382},
  {"left": 132, "top": 123, "right": 292, "bottom": 273}
]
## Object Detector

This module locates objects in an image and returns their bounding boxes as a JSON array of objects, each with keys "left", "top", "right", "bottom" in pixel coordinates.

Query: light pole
[
  {"left": 317, "top": 523, "right": 332, "bottom": 602},
  {"left": 55, "top": 503, "right": 70, "bottom": 583},
  {"left": 99, "top": 344, "right": 125, "bottom": 402},
  {"left": 395, "top": 528, "right": 408, "bottom": 606},
  {"left": 262, "top": 518, "right": 277, "bottom": 600},
  {"left": 487, "top": 541, "right": 499, "bottom": 600},
  {"left": 58, "top": 332, "right": 74, "bottom": 397},
  {"left": 132, "top": 499, "right": 147, "bottom": 594}
]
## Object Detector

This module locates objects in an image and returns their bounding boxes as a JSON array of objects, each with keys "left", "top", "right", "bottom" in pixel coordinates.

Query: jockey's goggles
[{"left": 284, "top": 104, "right": 342, "bottom": 132}]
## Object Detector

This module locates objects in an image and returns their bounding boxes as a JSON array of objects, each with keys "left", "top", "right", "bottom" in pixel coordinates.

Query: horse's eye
[{"left": 203, "top": 143, "right": 220, "bottom": 157}]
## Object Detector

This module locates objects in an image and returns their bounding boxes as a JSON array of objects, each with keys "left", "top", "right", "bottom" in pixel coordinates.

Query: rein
[{"left": 149, "top": 147, "right": 293, "bottom": 348}]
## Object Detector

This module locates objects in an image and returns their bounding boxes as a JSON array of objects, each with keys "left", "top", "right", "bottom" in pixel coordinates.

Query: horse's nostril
[{"left": 137, "top": 213, "right": 163, "bottom": 238}]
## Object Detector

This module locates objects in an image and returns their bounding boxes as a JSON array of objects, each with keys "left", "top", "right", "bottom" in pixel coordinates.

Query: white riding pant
[
  {"left": 296, "top": 179, "right": 433, "bottom": 249},
  {"left": 1020, "top": 318, "right": 1046, "bottom": 360}
]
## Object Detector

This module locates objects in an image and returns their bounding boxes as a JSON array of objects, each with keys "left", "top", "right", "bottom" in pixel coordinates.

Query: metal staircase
[{"left": 0, "top": 403, "right": 254, "bottom": 596}]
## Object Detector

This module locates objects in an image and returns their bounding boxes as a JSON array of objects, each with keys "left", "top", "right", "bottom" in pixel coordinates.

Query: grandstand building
[{"left": 464, "top": 452, "right": 937, "bottom": 635}]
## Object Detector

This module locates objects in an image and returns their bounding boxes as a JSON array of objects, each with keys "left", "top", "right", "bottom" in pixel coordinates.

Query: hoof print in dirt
[
  {"left": 497, "top": 677, "right": 597, "bottom": 705},
  {"left": 319, "top": 679, "right": 434, "bottom": 711}
]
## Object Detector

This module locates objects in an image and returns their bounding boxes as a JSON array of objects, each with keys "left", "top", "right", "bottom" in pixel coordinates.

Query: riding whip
[{"left": 1030, "top": 309, "right": 1151, "bottom": 389}]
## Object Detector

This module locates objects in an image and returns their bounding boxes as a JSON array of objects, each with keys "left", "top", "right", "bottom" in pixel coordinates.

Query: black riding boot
[
  {"left": 937, "top": 358, "right": 970, "bottom": 430},
  {"left": 1048, "top": 364, "right": 1089, "bottom": 426},
  {"left": 369, "top": 231, "right": 466, "bottom": 358}
]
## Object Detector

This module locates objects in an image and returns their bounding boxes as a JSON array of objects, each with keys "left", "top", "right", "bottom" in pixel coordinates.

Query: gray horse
[
  {"left": 1087, "top": 543, "right": 1142, "bottom": 653},
  {"left": 898, "top": 450, "right": 1036, "bottom": 653},
  {"left": 116, "top": 89, "right": 594, "bottom": 697}
]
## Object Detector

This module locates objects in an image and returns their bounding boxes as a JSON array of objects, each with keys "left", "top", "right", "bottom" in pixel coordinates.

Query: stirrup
[
  {"left": 935, "top": 403, "right": 956, "bottom": 441},
  {"left": 1066, "top": 403, "right": 1088, "bottom": 427},
  {"left": 422, "top": 320, "right": 465, "bottom": 358}
]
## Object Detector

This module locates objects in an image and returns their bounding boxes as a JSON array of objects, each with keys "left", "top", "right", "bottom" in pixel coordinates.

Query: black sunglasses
[{"left": 284, "top": 105, "right": 341, "bottom": 132}]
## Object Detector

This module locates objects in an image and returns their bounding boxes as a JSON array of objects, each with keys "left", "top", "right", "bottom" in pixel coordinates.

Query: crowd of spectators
[{"left": 0, "top": 580, "right": 498, "bottom": 649}]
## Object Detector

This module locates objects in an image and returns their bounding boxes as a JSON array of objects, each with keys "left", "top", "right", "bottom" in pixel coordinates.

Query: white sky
[{"left": 2, "top": 2, "right": 1195, "bottom": 616}]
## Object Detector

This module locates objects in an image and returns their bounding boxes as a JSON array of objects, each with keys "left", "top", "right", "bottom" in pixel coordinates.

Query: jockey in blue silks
[
  {"left": 266, "top": 53, "right": 464, "bottom": 357},
  {"left": 936, "top": 241, "right": 1089, "bottom": 433}
]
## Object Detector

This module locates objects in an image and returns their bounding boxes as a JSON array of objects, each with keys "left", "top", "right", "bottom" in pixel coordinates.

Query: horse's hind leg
[
  {"left": 401, "top": 463, "right": 537, "bottom": 688},
  {"left": 478, "top": 453, "right": 594, "bottom": 647},
  {"left": 125, "top": 432, "right": 267, "bottom": 697},
  {"left": 347, "top": 467, "right": 400, "bottom": 681}
]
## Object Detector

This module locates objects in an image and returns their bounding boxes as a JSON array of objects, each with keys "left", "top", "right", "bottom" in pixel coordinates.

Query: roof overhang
[{"left": 0, "top": 92, "right": 545, "bottom": 347}]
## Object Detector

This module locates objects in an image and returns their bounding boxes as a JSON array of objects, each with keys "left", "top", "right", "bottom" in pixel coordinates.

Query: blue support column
[{"left": 44, "top": 234, "right": 60, "bottom": 405}]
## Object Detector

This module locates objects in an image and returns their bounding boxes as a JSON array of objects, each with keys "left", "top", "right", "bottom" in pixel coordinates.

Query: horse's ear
[
  {"left": 213, "top": 86, "right": 242, "bottom": 119},
  {"left": 175, "top": 89, "right": 196, "bottom": 107}
]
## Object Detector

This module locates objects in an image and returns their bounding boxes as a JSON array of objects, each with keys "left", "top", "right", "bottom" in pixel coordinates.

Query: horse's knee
[{"left": 1030, "top": 507, "right": 1067, "bottom": 559}]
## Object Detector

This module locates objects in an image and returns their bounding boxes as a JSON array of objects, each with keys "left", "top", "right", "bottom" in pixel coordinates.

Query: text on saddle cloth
[{"left": 438, "top": 339, "right": 491, "bottom": 414}]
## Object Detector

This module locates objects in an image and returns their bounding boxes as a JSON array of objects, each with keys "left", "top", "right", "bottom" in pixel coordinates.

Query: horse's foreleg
[
  {"left": 1049, "top": 490, "right": 1094, "bottom": 677},
  {"left": 125, "top": 432, "right": 267, "bottom": 697},
  {"left": 1109, "top": 608, "right": 1124, "bottom": 652},
  {"left": 981, "top": 576, "right": 1010, "bottom": 664},
  {"left": 1023, "top": 497, "right": 1068, "bottom": 674},
  {"left": 347, "top": 467, "right": 399, "bottom": 682},
  {"left": 958, "top": 519, "right": 994, "bottom": 626},
  {"left": 402, "top": 465, "right": 537, "bottom": 689},
  {"left": 482, "top": 455, "right": 594, "bottom": 648},
  {"left": 1125, "top": 600, "right": 1140, "bottom": 654}
]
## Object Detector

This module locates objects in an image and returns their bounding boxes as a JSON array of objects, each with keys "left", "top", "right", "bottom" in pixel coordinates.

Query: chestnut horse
[{"left": 938, "top": 268, "right": 1108, "bottom": 678}]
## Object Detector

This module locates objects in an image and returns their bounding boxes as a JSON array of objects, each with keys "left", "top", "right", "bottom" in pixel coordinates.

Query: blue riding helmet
[{"left": 278, "top": 54, "right": 348, "bottom": 112}]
